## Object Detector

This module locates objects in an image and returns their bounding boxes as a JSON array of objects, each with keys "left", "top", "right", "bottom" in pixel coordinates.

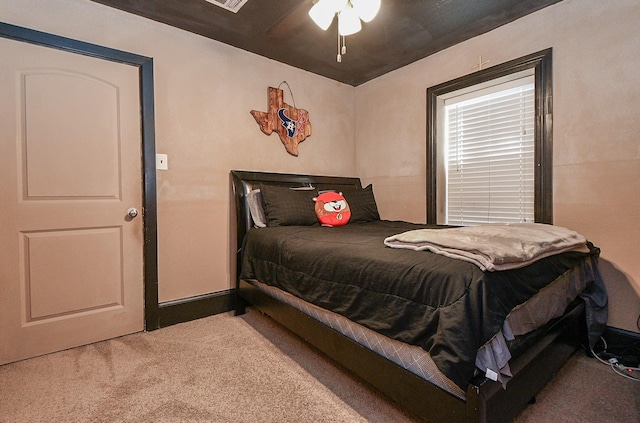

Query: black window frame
[{"left": 426, "top": 48, "right": 553, "bottom": 225}]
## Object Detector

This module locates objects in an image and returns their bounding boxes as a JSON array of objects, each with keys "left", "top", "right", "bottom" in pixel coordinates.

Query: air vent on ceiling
[{"left": 205, "top": 0, "right": 248, "bottom": 13}]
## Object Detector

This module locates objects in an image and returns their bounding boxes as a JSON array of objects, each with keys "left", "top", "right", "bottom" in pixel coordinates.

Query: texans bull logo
[{"left": 278, "top": 108, "right": 297, "bottom": 138}]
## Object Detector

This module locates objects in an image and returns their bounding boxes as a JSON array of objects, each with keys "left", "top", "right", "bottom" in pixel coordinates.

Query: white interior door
[{"left": 0, "top": 37, "right": 144, "bottom": 364}]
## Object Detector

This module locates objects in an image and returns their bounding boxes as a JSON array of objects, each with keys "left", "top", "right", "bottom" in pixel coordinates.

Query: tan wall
[
  {"left": 1, "top": 0, "right": 356, "bottom": 302},
  {"left": 355, "top": 0, "right": 640, "bottom": 332}
]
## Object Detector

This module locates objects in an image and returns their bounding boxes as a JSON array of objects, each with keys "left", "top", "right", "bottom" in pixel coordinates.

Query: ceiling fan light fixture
[
  {"left": 329, "top": 0, "right": 349, "bottom": 13},
  {"left": 351, "top": 0, "right": 381, "bottom": 22},
  {"left": 338, "top": 6, "right": 362, "bottom": 36},
  {"left": 309, "top": 1, "right": 336, "bottom": 30},
  {"left": 309, "top": 0, "right": 380, "bottom": 62}
]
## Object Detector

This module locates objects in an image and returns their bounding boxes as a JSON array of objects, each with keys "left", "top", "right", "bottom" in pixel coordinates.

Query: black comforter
[{"left": 240, "top": 220, "right": 598, "bottom": 389}]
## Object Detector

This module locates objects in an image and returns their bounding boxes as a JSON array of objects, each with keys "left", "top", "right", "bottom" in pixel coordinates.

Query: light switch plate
[{"left": 156, "top": 154, "right": 168, "bottom": 170}]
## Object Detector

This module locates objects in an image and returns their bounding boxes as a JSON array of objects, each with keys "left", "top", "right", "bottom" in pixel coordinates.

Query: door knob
[{"left": 127, "top": 208, "right": 139, "bottom": 218}]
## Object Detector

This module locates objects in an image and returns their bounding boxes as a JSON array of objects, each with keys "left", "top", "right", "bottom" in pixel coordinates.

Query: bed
[{"left": 231, "top": 170, "right": 607, "bottom": 423}]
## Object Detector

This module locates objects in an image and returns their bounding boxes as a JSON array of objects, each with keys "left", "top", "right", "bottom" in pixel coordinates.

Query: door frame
[{"left": 0, "top": 22, "right": 160, "bottom": 330}]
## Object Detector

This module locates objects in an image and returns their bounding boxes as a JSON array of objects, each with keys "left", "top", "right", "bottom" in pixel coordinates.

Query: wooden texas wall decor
[{"left": 250, "top": 86, "right": 312, "bottom": 156}]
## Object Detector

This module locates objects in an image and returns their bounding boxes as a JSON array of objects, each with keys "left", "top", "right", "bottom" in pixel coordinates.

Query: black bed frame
[{"left": 231, "top": 170, "right": 585, "bottom": 423}]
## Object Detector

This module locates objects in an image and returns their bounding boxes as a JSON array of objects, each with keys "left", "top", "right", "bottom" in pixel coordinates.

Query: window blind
[{"left": 444, "top": 80, "right": 535, "bottom": 226}]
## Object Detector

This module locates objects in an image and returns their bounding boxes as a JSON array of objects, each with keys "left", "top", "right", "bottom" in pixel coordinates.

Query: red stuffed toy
[{"left": 314, "top": 191, "right": 351, "bottom": 227}]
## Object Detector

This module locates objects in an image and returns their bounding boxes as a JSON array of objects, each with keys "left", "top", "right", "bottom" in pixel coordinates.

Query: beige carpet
[{"left": 1, "top": 309, "right": 638, "bottom": 422}]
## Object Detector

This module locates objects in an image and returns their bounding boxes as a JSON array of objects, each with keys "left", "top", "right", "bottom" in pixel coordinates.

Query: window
[
  {"left": 444, "top": 73, "right": 535, "bottom": 225},
  {"left": 427, "top": 49, "right": 552, "bottom": 225}
]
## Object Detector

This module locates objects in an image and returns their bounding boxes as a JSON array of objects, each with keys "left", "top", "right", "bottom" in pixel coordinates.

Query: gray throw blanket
[{"left": 384, "top": 223, "right": 589, "bottom": 271}]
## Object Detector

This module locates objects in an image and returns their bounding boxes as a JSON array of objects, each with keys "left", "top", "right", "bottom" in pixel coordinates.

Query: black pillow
[
  {"left": 260, "top": 184, "right": 318, "bottom": 227},
  {"left": 341, "top": 184, "right": 380, "bottom": 223}
]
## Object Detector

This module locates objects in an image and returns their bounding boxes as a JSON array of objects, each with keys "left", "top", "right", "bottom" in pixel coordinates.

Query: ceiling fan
[{"left": 309, "top": 0, "right": 382, "bottom": 61}]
